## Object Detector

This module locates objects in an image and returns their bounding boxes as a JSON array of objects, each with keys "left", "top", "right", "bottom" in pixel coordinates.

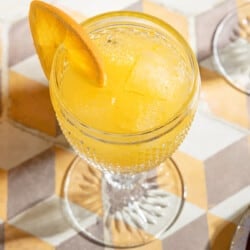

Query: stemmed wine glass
[
  {"left": 213, "top": 2, "right": 250, "bottom": 94},
  {"left": 49, "top": 11, "right": 200, "bottom": 248}
]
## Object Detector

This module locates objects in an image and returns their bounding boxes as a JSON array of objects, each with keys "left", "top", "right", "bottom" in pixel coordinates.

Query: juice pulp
[{"left": 50, "top": 20, "right": 196, "bottom": 173}]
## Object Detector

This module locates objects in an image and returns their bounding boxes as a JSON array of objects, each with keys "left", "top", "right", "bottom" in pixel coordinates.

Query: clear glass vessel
[
  {"left": 50, "top": 11, "right": 200, "bottom": 248},
  {"left": 213, "top": 2, "right": 250, "bottom": 94}
]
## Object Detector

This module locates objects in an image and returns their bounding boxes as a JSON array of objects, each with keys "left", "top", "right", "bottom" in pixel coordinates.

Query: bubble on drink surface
[{"left": 90, "top": 27, "right": 139, "bottom": 67}]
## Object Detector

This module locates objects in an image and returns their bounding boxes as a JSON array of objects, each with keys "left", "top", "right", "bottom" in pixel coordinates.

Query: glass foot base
[{"left": 63, "top": 157, "right": 184, "bottom": 248}]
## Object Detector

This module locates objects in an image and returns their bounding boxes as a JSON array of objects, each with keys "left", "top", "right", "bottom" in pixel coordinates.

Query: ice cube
[{"left": 124, "top": 49, "right": 193, "bottom": 106}]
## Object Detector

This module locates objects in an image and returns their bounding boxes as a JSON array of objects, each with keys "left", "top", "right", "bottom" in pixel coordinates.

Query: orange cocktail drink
[
  {"left": 50, "top": 12, "right": 199, "bottom": 174},
  {"left": 29, "top": 2, "right": 200, "bottom": 247}
]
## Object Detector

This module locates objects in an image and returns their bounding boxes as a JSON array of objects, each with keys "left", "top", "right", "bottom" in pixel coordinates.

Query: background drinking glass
[{"left": 213, "top": 2, "right": 250, "bottom": 94}]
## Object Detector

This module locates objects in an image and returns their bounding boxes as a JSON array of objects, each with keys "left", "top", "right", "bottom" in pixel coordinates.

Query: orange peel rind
[{"left": 29, "top": 0, "right": 105, "bottom": 86}]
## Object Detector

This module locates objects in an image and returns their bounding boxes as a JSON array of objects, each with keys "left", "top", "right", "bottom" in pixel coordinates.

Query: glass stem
[{"left": 104, "top": 172, "right": 146, "bottom": 190}]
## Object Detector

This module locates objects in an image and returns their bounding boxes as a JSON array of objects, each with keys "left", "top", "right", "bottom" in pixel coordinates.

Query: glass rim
[{"left": 51, "top": 11, "right": 200, "bottom": 142}]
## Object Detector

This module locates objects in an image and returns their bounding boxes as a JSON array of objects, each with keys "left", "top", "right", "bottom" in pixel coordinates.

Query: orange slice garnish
[{"left": 29, "top": 0, "right": 105, "bottom": 86}]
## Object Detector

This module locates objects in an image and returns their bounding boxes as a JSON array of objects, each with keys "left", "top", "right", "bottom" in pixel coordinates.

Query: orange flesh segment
[{"left": 29, "top": 0, "right": 105, "bottom": 86}]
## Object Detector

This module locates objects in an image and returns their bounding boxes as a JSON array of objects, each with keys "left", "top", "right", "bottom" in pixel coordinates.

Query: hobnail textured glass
[{"left": 49, "top": 11, "right": 200, "bottom": 248}]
